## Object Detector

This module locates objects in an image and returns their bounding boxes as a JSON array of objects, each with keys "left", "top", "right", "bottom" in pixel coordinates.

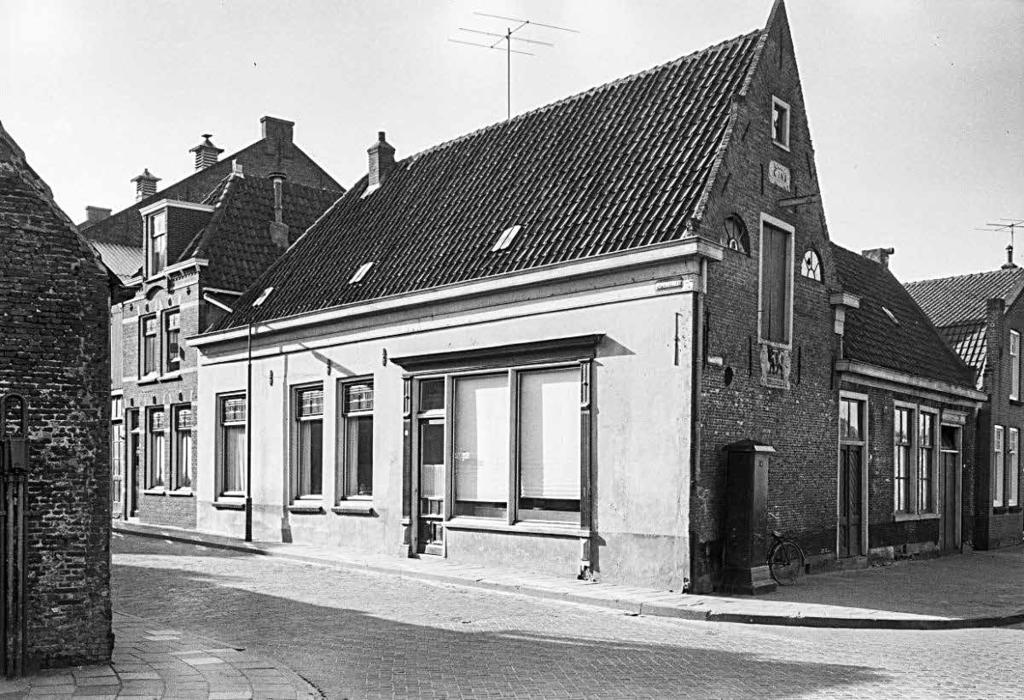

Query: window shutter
[{"left": 761, "top": 224, "right": 790, "bottom": 343}]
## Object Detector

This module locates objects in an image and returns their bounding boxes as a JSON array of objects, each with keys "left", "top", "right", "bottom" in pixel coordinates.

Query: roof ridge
[
  {"left": 403, "top": 28, "right": 763, "bottom": 166},
  {"left": 905, "top": 265, "right": 1024, "bottom": 287}
]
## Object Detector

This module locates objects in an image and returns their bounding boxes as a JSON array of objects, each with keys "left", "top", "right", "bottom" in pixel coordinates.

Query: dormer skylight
[
  {"left": 881, "top": 306, "right": 899, "bottom": 325},
  {"left": 349, "top": 262, "right": 374, "bottom": 284},
  {"left": 492, "top": 225, "right": 521, "bottom": 252}
]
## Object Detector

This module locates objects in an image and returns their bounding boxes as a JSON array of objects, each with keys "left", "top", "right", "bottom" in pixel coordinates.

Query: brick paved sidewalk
[
  {"left": 114, "top": 521, "right": 1024, "bottom": 630},
  {"left": 0, "top": 611, "right": 320, "bottom": 699}
]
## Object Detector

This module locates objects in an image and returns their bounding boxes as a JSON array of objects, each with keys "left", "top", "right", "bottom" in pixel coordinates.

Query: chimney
[
  {"left": 131, "top": 168, "right": 160, "bottom": 201},
  {"left": 268, "top": 172, "right": 290, "bottom": 249},
  {"left": 861, "top": 247, "right": 894, "bottom": 270},
  {"left": 367, "top": 131, "right": 395, "bottom": 189},
  {"left": 1002, "top": 243, "right": 1017, "bottom": 270},
  {"left": 261, "top": 116, "right": 294, "bottom": 145},
  {"left": 85, "top": 206, "right": 111, "bottom": 223},
  {"left": 189, "top": 133, "right": 224, "bottom": 171}
]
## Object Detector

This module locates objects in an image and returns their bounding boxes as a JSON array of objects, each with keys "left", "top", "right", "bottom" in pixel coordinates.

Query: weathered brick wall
[
  {"left": 1, "top": 129, "right": 113, "bottom": 669},
  {"left": 690, "top": 6, "right": 840, "bottom": 591}
]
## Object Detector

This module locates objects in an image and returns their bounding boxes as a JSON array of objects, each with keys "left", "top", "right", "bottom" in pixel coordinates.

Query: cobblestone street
[{"left": 111, "top": 534, "right": 1023, "bottom": 699}]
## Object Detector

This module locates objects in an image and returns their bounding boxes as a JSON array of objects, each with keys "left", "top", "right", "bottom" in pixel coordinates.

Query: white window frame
[
  {"left": 993, "top": 425, "right": 1005, "bottom": 507},
  {"left": 217, "top": 393, "right": 247, "bottom": 498},
  {"left": 141, "top": 314, "right": 158, "bottom": 377},
  {"left": 771, "top": 96, "right": 791, "bottom": 151},
  {"left": 837, "top": 391, "right": 870, "bottom": 557},
  {"left": 291, "top": 384, "right": 325, "bottom": 502},
  {"left": 164, "top": 309, "right": 181, "bottom": 374},
  {"left": 800, "top": 248, "right": 822, "bottom": 282},
  {"left": 1010, "top": 330, "right": 1020, "bottom": 401},
  {"left": 1007, "top": 427, "right": 1019, "bottom": 508},
  {"left": 145, "top": 407, "right": 166, "bottom": 492},
  {"left": 172, "top": 404, "right": 193, "bottom": 492},
  {"left": 148, "top": 210, "right": 167, "bottom": 277},
  {"left": 338, "top": 378, "right": 375, "bottom": 501},
  {"left": 757, "top": 213, "right": 796, "bottom": 348},
  {"left": 893, "top": 401, "right": 941, "bottom": 520}
]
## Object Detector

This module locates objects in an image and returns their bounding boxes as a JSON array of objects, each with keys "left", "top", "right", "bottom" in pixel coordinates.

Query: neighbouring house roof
[
  {"left": 208, "top": 26, "right": 768, "bottom": 331},
  {"left": 177, "top": 174, "right": 340, "bottom": 292},
  {"left": 91, "top": 241, "right": 143, "bottom": 284},
  {"left": 936, "top": 322, "right": 986, "bottom": 389},
  {"left": 904, "top": 266, "right": 1024, "bottom": 327},
  {"left": 831, "top": 243, "right": 975, "bottom": 389}
]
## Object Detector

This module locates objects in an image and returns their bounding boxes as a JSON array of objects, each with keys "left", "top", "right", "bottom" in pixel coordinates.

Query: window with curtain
[
  {"left": 220, "top": 395, "right": 246, "bottom": 495},
  {"left": 518, "top": 368, "right": 581, "bottom": 521},
  {"left": 165, "top": 310, "right": 181, "bottom": 372},
  {"left": 294, "top": 386, "right": 324, "bottom": 498},
  {"left": 147, "top": 408, "right": 166, "bottom": 489},
  {"left": 760, "top": 222, "right": 792, "bottom": 344},
  {"left": 174, "top": 406, "right": 193, "bottom": 489},
  {"left": 454, "top": 374, "right": 509, "bottom": 517},
  {"left": 342, "top": 381, "right": 374, "bottom": 498},
  {"left": 141, "top": 315, "right": 158, "bottom": 376}
]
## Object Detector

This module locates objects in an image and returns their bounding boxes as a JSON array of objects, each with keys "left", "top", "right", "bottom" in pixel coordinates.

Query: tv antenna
[
  {"left": 975, "top": 218, "right": 1024, "bottom": 269},
  {"left": 449, "top": 12, "right": 579, "bottom": 120}
]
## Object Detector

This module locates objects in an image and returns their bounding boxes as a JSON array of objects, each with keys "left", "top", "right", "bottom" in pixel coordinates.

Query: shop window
[
  {"left": 340, "top": 381, "right": 374, "bottom": 498},
  {"left": 219, "top": 395, "right": 246, "bottom": 495},
  {"left": 293, "top": 385, "right": 324, "bottom": 499}
]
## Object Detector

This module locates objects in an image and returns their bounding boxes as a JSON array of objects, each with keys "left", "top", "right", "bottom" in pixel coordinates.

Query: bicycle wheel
[{"left": 769, "top": 541, "right": 805, "bottom": 585}]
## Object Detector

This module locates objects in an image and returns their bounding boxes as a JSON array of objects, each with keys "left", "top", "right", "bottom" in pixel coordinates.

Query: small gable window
[
  {"left": 349, "top": 262, "right": 373, "bottom": 284},
  {"left": 148, "top": 210, "right": 167, "bottom": 276},
  {"left": 492, "top": 225, "right": 521, "bottom": 252},
  {"left": 771, "top": 96, "right": 791, "bottom": 150},
  {"left": 800, "top": 249, "right": 822, "bottom": 281},
  {"left": 723, "top": 216, "right": 749, "bottom": 254}
]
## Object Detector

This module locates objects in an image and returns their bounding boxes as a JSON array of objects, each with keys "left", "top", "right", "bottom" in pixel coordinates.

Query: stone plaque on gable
[{"left": 768, "top": 160, "right": 790, "bottom": 191}]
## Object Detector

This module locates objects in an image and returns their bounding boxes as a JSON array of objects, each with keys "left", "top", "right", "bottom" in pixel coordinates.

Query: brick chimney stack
[
  {"left": 1002, "top": 243, "right": 1017, "bottom": 270},
  {"left": 189, "top": 134, "right": 224, "bottom": 171},
  {"left": 268, "top": 172, "right": 290, "bottom": 249},
  {"left": 131, "top": 168, "right": 160, "bottom": 201},
  {"left": 861, "top": 247, "right": 895, "bottom": 270},
  {"left": 85, "top": 206, "right": 111, "bottom": 223},
  {"left": 367, "top": 131, "right": 395, "bottom": 189}
]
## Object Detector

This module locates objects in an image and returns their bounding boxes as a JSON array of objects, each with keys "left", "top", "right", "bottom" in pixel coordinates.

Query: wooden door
[
  {"left": 417, "top": 419, "right": 445, "bottom": 555},
  {"left": 127, "top": 409, "right": 141, "bottom": 518},
  {"left": 839, "top": 444, "right": 864, "bottom": 557},
  {"left": 942, "top": 451, "right": 958, "bottom": 549}
]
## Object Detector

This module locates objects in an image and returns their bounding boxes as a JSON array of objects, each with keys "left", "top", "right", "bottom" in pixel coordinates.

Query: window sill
[
  {"left": 332, "top": 500, "right": 375, "bottom": 516},
  {"left": 137, "top": 374, "right": 161, "bottom": 386},
  {"left": 167, "top": 488, "right": 194, "bottom": 498},
  {"left": 142, "top": 487, "right": 166, "bottom": 496},
  {"left": 445, "top": 517, "right": 589, "bottom": 539},
  {"left": 893, "top": 512, "right": 940, "bottom": 522},
  {"left": 159, "top": 371, "right": 182, "bottom": 382},
  {"left": 212, "top": 499, "right": 245, "bottom": 511},
  {"left": 288, "top": 501, "right": 325, "bottom": 515},
  {"left": 991, "top": 505, "right": 1020, "bottom": 515},
  {"left": 772, "top": 139, "right": 791, "bottom": 152}
]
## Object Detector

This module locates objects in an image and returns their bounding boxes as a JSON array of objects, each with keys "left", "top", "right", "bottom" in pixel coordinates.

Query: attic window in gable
[
  {"left": 882, "top": 306, "right": 899, "bottom": 325},
  {"left": 771, "top": 96, "right": 791, "bottom": 151},
  {"left": 349, "top": 262, "right": 374, "bottom": 284},
  {"left": 492, "top": 225, "right": 521, "bottom": 252},
  {"left": 723, "top": 216, "right": 749, "bottom": 254},
  {"left": 800, "top": 249, "right": 822, "bottom": 281}
]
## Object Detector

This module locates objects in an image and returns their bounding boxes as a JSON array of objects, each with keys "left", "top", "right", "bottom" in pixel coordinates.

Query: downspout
[{"left": 688, "top": 256, "right": 707, "bottom": 593}]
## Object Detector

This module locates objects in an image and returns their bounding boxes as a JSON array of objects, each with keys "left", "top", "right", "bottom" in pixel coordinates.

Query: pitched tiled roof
[
  {"left": 210, "top": 28, "right": 766, "bottom": 331},
  {"left": 831, "top": 244, "right": 974, "bottom": 388},
  {"left": 937, "top": 323, "right": 986, "bottom": 389},
  {"left": 80, "top": 139, "right": 342, "bottom": 249},
  {"left": 91, "top": 241, "right": 143, "bottom": 283},
  {"left": 905, "top": 267, "right": 1024, "bottom": 327},
  {"left": 178, "top": 175, "right": 339, "bottom": 292}
]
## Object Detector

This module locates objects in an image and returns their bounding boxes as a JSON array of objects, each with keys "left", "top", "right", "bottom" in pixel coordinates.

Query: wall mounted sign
[{"left": 768, "top": 160, "right": 791, "bottom": 191}]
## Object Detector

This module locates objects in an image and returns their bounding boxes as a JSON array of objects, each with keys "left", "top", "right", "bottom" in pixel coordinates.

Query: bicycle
[{"left": 767, "top": 530, "right": 806, "bottom": 585}]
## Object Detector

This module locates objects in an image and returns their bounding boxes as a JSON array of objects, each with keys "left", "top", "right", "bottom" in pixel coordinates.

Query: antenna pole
[{"left": 507, "top": 26, "right": 511, "bottom": 120}]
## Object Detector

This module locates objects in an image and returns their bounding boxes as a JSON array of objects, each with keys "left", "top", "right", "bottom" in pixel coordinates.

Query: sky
[{"left": 2, "top": 0, "right": 1022, "bottom": 282}]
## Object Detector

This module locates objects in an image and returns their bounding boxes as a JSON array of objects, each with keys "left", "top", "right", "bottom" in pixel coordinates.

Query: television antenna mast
[
  {"left": 448, "top": 12, "right": 579, "bottom": 120},
  {"left": 975, "top": 218, "right": 1024, "bottom": 269}
]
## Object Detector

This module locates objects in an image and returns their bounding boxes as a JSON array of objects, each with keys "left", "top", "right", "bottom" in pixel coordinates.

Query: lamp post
[{"left": 244, "top": 287, "right": 274, "bottom": 543}]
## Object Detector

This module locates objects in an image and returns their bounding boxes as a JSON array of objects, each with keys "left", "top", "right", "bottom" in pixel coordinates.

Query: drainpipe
[
  {"left": 244, "top": 287, "right": 274, "bottom": 543},
  {"left": 688, "top": 257, "right": 707, "bottom": 593}
]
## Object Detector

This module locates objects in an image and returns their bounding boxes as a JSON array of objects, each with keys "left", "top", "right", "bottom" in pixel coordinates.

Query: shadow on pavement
[{"left": 113, "top": 557, "right": 888, "bottom": 699}]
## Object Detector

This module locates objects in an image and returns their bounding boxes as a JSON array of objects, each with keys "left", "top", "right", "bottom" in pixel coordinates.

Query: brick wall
[
  {"left": 974, "top": 296, "right": 1024, "bottom": 548},
  {"left": 0, "top": 129, "right": 113, "bottom": 669},
  {"left": 690, "top": 7, "right": 840, "bottom": 591}
]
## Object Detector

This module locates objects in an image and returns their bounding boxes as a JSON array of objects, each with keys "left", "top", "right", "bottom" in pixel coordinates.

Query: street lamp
[{"left": 244, "top": 286, "right": 274, "bottom": 542}]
